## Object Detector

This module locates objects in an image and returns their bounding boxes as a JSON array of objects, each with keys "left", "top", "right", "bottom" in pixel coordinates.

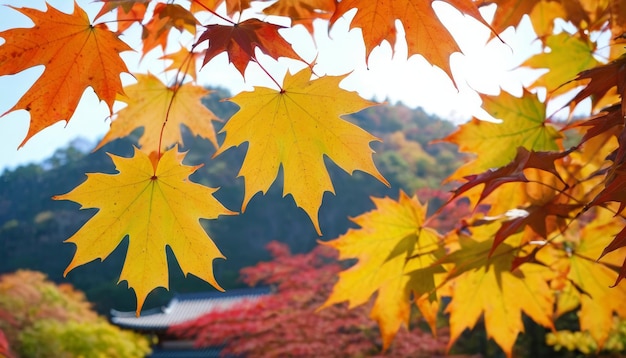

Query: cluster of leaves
[
  {"left": 0, "top": 270, "right": 151, "bottom": 358},
  {"left": 169, "top": 241, "right": 449, "bottom": 357},
  {"left": 0, "top": 0, "right": 471, "bottom": 314},
  {"left": 317, "top": 1, "right": 626, "bottom": 356},
  {"left": 2, "top": 0, "right": 626, "bottom": 356},
  {"left": 546, "top": 316, "right": 626, "bottom": 355}
]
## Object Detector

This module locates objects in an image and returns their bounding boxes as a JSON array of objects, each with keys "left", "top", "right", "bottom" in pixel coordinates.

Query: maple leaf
[
  {"left": 142, "top": 3, "right": 198, "bottom": 56},
  {"left": 572, "top": 104, "right": 623, "bottom": 145},
  {"left": 329, "top": 0, "right": 461, "bottom": 82},
  {"left": 160, "top": 47, "right": 201, "bottom": 80},
  {"left": 95, "top": 0, "right": 150, "bottom": 33},
  {"left": 443, "top": 89, "right": 562, "bottom": 181},
  {"left": 95, "top": 73, "right": 220, "bottom": 153},
  {"left": 0, "top": 3, "right": 130, "bottom": 146},
  {"left": 215, "top": 67, "right": 388, "bottom": 234},
  {"left": 443, "top": 230, "right": 555, "bottom": 357},
  {"left": 191, "top": 0, "right": 252, "bottom": 16},
  {"left": 523, "top": 32, "right": 598, "bottom": 94},
  {"left": 567, "top": 54, "right": 626, "bottom": 117},
  {"left": 196, "top": 18, "right": 304, "bottom": 78},
  {"left": 528, "top": 0, "right": 566, "bottom": 38},
  {"left": 450, "top": 147, "right": 570, "bottom": 205},
  {"left": 539, "top": 211, "right": 626, "bottom": 347},
  {"left": 321, "top": 191, "right": 444, "bottom": 349},
  {"left": 482, "top": 0, "right": 541, "bottom": 34},
  {"left": 261, "top": 0, "right": 337, "bottom": 32},
  {"left": 53, "top": 146, "right": 236, "bottom": 315}
]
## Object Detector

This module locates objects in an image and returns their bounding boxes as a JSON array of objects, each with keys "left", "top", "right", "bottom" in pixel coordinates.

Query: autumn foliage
[
  {"left": 0, "top": 270, "right": 150, "bottom": 357},
  {"left": 2, "top": 0, "right": 626, "bottom": 356},
  {"left": 169, "top": 241, "right": 449, "bottom": 357}
]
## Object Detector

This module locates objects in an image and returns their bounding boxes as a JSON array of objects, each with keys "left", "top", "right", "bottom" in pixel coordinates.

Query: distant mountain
[{"left": 0, "top": 88, "right": 465, "bottom": 314}]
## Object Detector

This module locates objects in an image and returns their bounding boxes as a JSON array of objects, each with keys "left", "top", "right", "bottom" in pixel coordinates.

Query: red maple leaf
[
  {"left": 451, "top": 147, "right": 570, "bottom": 205},
  {"left": 196, "top": 18, "right": 304, "bottom": 77}
]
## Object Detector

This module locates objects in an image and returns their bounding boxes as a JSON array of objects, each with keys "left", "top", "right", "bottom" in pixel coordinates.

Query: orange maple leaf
[
  {"left": 322, "top": 191, "right": 445, "bottom": 349},
  {"left": 142, "top": 3, "right": 198, "bottom": 56},
  {"left": 160, "top": 47, "right": 202, "bottom": 80},
  {"left": 191, "top": 0, "right": 252, "bottom": 16},
  {"left": 54, "top": 146, "right": 236, "bottom": 314},
  {"left": 261, "top": 0, "right": 337, "bottom": 33},
  {"left": 215, "top": 67, "right": 388, "bottom": 234},
  {"left": 330, "top": 0, "right": 481, "bottom": 83},
  {"left": 196, "top": 18, "right": 304, "bottom": 77},
  {"left": 95, "top": 73, "right": 220, "bottom": 153},
  {"left": 0, "top": 4, "right": 131, "bottom": 146},
  {"left": 484, "top": 0, "right": 541, "bottom": 34},
  {"left": 94, "top": 0, "right": 150, "bottom": 33}
]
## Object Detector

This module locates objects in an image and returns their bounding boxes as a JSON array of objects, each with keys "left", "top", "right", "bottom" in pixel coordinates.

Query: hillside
[{"left": 0, "top": 89, "right": 464, "bottom": 314}]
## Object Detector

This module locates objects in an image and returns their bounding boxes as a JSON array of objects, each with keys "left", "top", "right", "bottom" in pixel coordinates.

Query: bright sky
[{"left": 0, "top": 0, "right": 542, "bottom": 171}]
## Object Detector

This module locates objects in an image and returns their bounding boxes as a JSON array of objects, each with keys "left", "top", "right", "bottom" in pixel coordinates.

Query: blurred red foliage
[{"left": 169, "top": 241, "right": 449, "bottom": 357}]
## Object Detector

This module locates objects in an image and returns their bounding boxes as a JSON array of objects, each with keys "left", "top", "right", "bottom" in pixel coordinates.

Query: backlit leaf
[
  {"left": 54, "top": 146, "right": 236, "bottom": 314},
  {"left": 197, "top": 18, "right": 304, "bottom": 78},
  {"left": 0, "top": 4, "right": 130, "bottom": 146},
  {"left": 539, "top": 210, "right": 626, "bottom": 347},
  {"left": 215, "top": 67, "right": 388, "bottom": 234},
  {"left": 329, "top": 0, "right": 461, "bottom": 82},
  {"left": 262, "top": 0, "right": 337, "bottom": 32},
  {"left": 444, "top": 89, "right": 561, "bottom": 180},
  {"left": 95, "top": 74, "right": 220, "bottom": 153},
  {"left": 322, "top": 191, "right": 444, "bottom": 349},
  {"left": 444, "top": 229, "right": 554, "bottom": 358},
  {"left": 524, "top": 33, "right": 598, "bottom": 94}
]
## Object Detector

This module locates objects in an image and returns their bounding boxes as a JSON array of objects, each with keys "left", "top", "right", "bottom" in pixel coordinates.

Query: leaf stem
[
  {"left": 192, "top": 0, "right": 236, "bottom": 25},
  {"left": 252, "top": 57, "right": 283, "bottom": 92}
]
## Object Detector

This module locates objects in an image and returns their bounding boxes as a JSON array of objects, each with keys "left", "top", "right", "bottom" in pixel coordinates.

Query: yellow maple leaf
[
  {"left": 54, "top": 146, "right": 235, "bottom": 314},
  {"left": 444, "top": 89, "right": 562, "bottom": 181},
  {"left": 215, "top": 67, "right": 389, "bottom": 234},
  {"left": 160, "top": 47, "right": 201, "bottom": 80},
  {"left": 523, "top": 32, "right": 598, "bottom": 95},
  {"left": 444, "top": 227, "right": 555, "bottom": 358},
  {"left": 529, "top": 0, "right": 566, "bottom": 38},
  {"left": 540, "top": 209, "right": 626, "bottom": 348},
  {"left": 96, "top": 74, "right": 220, "bottom": 153},
  {"left": 321, "top": 191, "right": 444, "bottom": 349}
]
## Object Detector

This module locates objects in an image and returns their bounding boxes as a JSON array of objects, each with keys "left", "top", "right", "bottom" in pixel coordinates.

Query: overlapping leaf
[
  {"left": 261, "top": 0, "right": 337, "bottom": 32},
  {"left": 95, "top": 74, "right": 220, "bottom": 153},
  {"left": 482, "top": 0, "right": 541, "bottom": 34},
  {"left": 444, "top": 90, "right": 561, "bottom": 181},
  {"left": 160, "top": 47, "right": 202, "bottom": 80},
  {"left": 215, "top": 67, "right": 388, "bottom": 234},
  {"left": 330, "top": 0, "right": 461, "bottom": 81},
  {"left": 568, "top": 54, "right": 626, "bottom": 117},
  {"left": 54, "top": 146, "right": 235, "bottom": 314},
  {"left": 95, "top": 0, "right": 150, "bottom": 32},
  {"left": 450, "top": 147, "right": 569, "bottom": 205},
  {"left": 0, "top": 4, "right": 130, "bottom": 146},
  {"left": 190, "top": 0, "right": 252, "bottom": 15},
  {"left": 142, "top": 3, "right": 198, "bottom": 56},
  {"left": 523, "top": 33, "right": 598, "bottom": 94},
  {"left": 539, "top": 211, "right": 626, "bottom": 347},
  {"left": 444, "top": 228, "right": 555, "bottom": 358},
  {"left": 196, "top": 18, "right": 304, "bottom": 77},
  {"left": 321, "top": 191, "right": 444, "bottom": 349}
]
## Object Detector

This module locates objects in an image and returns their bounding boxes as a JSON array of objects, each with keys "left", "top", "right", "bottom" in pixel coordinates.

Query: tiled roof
[{"left": 111, "top": 287, "right": 271, "bottom": 330}]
